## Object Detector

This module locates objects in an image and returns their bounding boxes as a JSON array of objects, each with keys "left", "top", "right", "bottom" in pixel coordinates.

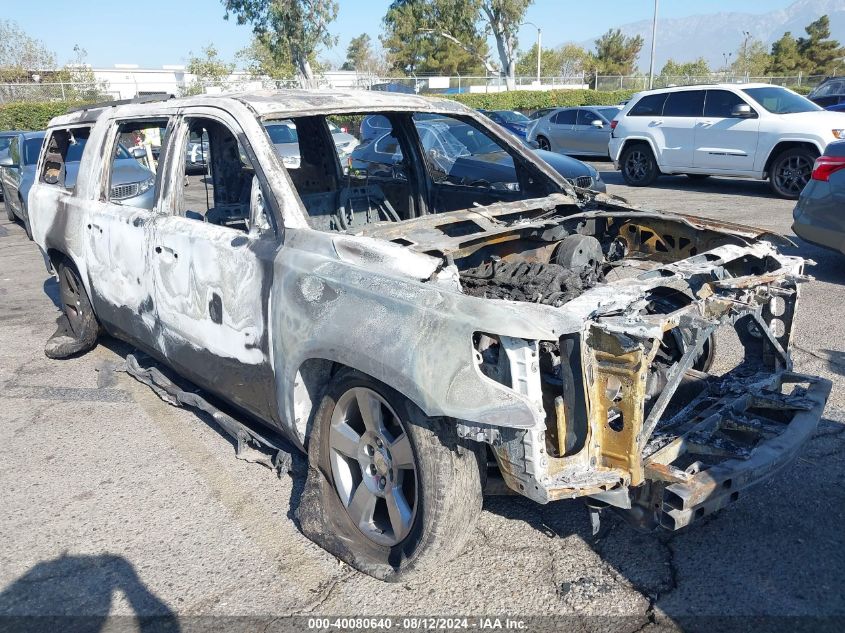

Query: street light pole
[
  {"left": 648, "top": 0, "right": 659, "bottom": 90},
  {"left": 522, "top": 21, "right": 542, "bottom": 85}
]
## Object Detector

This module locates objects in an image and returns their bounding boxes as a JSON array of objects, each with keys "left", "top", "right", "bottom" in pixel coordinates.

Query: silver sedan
[{"left": 526, "top": 105, "right": 622, "bottom": 157}]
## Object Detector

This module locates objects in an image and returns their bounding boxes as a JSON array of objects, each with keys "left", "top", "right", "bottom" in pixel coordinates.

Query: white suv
[{"left": 608, "top": 83, "right": 845, "bottom": 198}]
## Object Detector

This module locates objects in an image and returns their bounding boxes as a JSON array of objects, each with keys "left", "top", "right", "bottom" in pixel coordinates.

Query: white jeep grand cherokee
[{"left": 608, "top": 83, "right": 845, "bottom": 198}]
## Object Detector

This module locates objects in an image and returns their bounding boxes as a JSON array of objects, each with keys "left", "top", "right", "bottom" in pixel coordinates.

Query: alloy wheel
[
  {"left": 328, "top": 387, "right": 418, "bottom": 546},
  {"left": 59, "top": 266, "right": 86, "bottom": 337},
  {"left": 624, "top": 149, "right": 651, "bottom": 183},
  {"left": 774, "top": 155, "right": 812, "bottom": 196}
]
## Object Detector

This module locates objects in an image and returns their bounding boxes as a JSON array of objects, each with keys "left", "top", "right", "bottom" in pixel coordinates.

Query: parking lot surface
[{"left": 1, "top": 165, "right": 844, "bottom": 631}]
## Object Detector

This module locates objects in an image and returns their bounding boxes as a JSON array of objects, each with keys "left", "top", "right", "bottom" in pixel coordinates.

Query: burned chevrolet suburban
[{"left": 28, "top": 91, "right": 831, "bottom": 580}]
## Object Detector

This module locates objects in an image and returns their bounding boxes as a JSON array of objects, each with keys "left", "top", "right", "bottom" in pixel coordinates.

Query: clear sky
[{"left": 3, "top": 0, "right": 798, "bottom": 69}]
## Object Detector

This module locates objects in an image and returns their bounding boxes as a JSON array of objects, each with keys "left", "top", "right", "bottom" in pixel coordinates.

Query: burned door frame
[
  {"left": 83, "top": 115, "right": 172, "bottom": 344},
  {"left": 150, "top": 107, "right": 282, "bottom": 426}
]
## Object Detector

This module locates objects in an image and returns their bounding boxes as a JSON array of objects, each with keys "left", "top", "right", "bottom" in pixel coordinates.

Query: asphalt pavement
[{"left": 1, "top": 166, "right": 843, "bottom": 632}]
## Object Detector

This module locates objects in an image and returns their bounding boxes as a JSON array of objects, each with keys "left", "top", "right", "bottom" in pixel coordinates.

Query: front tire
[
  {"left": 536, "top": 135, "right": 551, "bottom": 151},
  {"left": 620, "top": 143, "right": 659, "bottom": 186},
  {"left": 300, "top": 368, "right": 483, "bottom": 581},
  {"left": 769, "top": 148, "right": 816, "bottom": 199}
]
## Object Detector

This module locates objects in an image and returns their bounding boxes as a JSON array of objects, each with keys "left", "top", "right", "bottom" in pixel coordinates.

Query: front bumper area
[
  {"left": 476, "top": 241, "right": 830, "bottom": 529},
  {"left": 640, "top": 370, "right": 831, "bottom": 530}
]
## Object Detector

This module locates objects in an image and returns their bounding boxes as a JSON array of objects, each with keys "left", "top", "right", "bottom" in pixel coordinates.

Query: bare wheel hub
[{"left": 328, "top": 387, "right": 418, "bottom": 546}]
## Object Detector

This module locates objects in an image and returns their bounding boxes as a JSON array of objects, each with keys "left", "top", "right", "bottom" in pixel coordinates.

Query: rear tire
[
  {"left": 45, "top": 258, "right": 100, "bottom": 359},
  {"left": 536, "top": 135, "right": 551, "bottom": 151},
  {"left": 299, "top": 368, "right": 484, "bottom": 581},
  {"left": 769, "top": 147, "right": 816, "bottom": 199},
  {"left": 620, "top": 143, "right": 659, "bottom": 186}
]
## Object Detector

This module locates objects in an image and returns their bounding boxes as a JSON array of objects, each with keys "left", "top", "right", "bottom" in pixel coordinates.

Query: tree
[
  {"left": 480, "top": 0, "right": 533, "bottom": 90},
  {"left": 221, "top": 0, "right": 338, "bottom": 87},
  {"left": 555, "top": 43, "right": 591, "bottom": 78},
  {"left": 515, "top": 44, "right": 556, "bottom": 78},
  {"left": 0, "top": 20, "right": 57, "bottom": 82},
  {"left": 381, "top": 0, "right": 489, "bottom": 76},
  {"left": 183, "top": 44, "right": 236, "bottom": 96},
  {"left": 797, "top": 15, "right": 844, "bottom": 75},
  {"left": 592, "top": 29, "right": 643, "bottom": 75},
  {"left": 239, "top": 36, "right": 296, "bottom": 80},
  {"left": 659, "top": 57, "right": 710, "bottom": 78},
  {"left": 730, "top": 39, "right": 771, "bottom": 77},
  {"left": 342, "top": 34, "right": 373, "bottom": 71},
  {"left": 769, "top": 32, "right": 807, "bottom": 74}
]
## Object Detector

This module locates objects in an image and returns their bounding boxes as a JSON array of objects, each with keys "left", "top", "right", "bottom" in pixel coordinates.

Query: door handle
[
  {"left": 698, "top": 120, "right": 713, "bottom": 127},
  {"left": 87, "top": 222, "right": 103, "bottom": 233},
  {"left": 650, "top": 120, "right": 663, "bottom": 126}
]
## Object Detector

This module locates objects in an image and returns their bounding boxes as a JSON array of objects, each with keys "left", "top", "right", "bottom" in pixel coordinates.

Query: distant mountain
[{"left": 577, "top": 0, "right": 845, "bottom": 73}]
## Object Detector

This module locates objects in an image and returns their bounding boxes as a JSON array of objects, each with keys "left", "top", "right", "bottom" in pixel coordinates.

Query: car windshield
[
  {"left": 23, "top": 137, "right": 44, "bottom": 165},
  {"left": 742, "top": 87, "right": 822, "bottom": 114},
  {"left": 494, "top": 111, "right": 530, "bottom": 124},
  {"left": 265, "top": 123, "right": 298, "bottom": 144}
]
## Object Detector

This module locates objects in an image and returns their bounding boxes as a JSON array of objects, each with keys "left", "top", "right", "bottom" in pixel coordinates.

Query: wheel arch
[
  {"left": 763, "top": 140, "right": 822, "bottom": 176},
  {"left": 288, "top": 357, "right": 438, "bottom": 449},
  {"left": 45, "top": 248, "right": 98, "bottom": 318},
  {"left": 619, "top": 137, "right": 659, "bottom": 161}
]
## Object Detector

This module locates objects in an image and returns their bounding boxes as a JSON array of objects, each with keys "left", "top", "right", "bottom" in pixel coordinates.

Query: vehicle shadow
[
  {"left": 592, "top": 166, "right": 780, "bottom": 200},
  {"left": 780, "top": 239, "right": 845, "bottom": 285},
  {"left": 0, "top": 553, "right": 180, "bottom": 632}
]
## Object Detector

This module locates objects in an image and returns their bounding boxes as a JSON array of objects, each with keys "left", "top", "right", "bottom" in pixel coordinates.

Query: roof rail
[{"left": 66, "top": 93, "right": 174, "bottom": 114}]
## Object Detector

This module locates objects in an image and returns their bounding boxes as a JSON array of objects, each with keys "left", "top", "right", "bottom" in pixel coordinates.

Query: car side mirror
[
  {"left": 0, "top": 155, "right": 15, "bottom": 168},
  {"left": 590, "top": 119, "right": 604, "bottom": 128},
  {"left": 731, "top": 104, "right": 754, "bottom": 118}
]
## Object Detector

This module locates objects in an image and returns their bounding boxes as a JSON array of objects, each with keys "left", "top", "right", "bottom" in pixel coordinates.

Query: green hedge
[
  {"left": 0, "top": 101, "right": 89, "bottom": 131},
  {"left": 442, "top": 89, "right": 636, "bottom": 112}
]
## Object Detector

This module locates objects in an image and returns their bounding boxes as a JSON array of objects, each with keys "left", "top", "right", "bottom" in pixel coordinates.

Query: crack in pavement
[{"left": 300, "top": 569, "right": 356, "bottom": 614}]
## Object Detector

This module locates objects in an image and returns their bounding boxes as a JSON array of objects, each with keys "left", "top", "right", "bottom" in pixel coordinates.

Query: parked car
[
  {"left": 350, "top": 117, "right": 606, "bottom": 192},
  {"left": 807, "top": 77, "right": 845, "bottom": 109},
  {"left": 528, "top": 107, "right": 557, "bottom": 120},
  {"left": 608, "top": 83, "right": 845, "bottom": 199},
  {"left": 0, "top": 130, "right": 24, "bottom": 202},
  {"left": 0, "top": 131, "right": 45, "bottom": 237},
  {"left": 792, "top": 139, "right": 845, "bottom": 254},
  {"left": 479, "top": 109, "right": 532, "bottom": 138},
  {"left": 266, "top": 120, "right": 359, "bottom": 169},
  {"left": 27, "top": 90, "right": 829, "bottom": 582},
  {"left": 526, "top": 106, "right": 622, "bottom": 157}
]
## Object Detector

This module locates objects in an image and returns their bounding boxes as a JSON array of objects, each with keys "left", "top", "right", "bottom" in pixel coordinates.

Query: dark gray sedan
[{"left": 792, "top": 140, "right": 845, "bottom": 254}]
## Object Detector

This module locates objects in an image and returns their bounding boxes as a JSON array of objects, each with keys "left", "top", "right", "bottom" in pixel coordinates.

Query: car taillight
[
  {"left": 610, "top": 119, "right": 618, "bottom": 131},
  {"left": 811, "top": 155, "right": 845, "bottom": 181}
]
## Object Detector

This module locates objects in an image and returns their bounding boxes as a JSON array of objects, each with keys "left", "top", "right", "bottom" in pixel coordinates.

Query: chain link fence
[
  {"left": 593, "top": 74, "right": 830, "bottom": 92},
  {"left": 0, "top": 73, "right": 834, "bottom": 104}
]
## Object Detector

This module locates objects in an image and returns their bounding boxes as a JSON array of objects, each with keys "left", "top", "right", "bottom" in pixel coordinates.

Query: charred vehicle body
[{"left": 27, "top": 90, "right": 830, "bottom": 581}]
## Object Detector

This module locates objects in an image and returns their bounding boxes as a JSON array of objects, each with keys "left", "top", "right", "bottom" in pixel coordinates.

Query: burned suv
[{"left": 29, "top": 91, "right": 830, "bottom": 581}]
